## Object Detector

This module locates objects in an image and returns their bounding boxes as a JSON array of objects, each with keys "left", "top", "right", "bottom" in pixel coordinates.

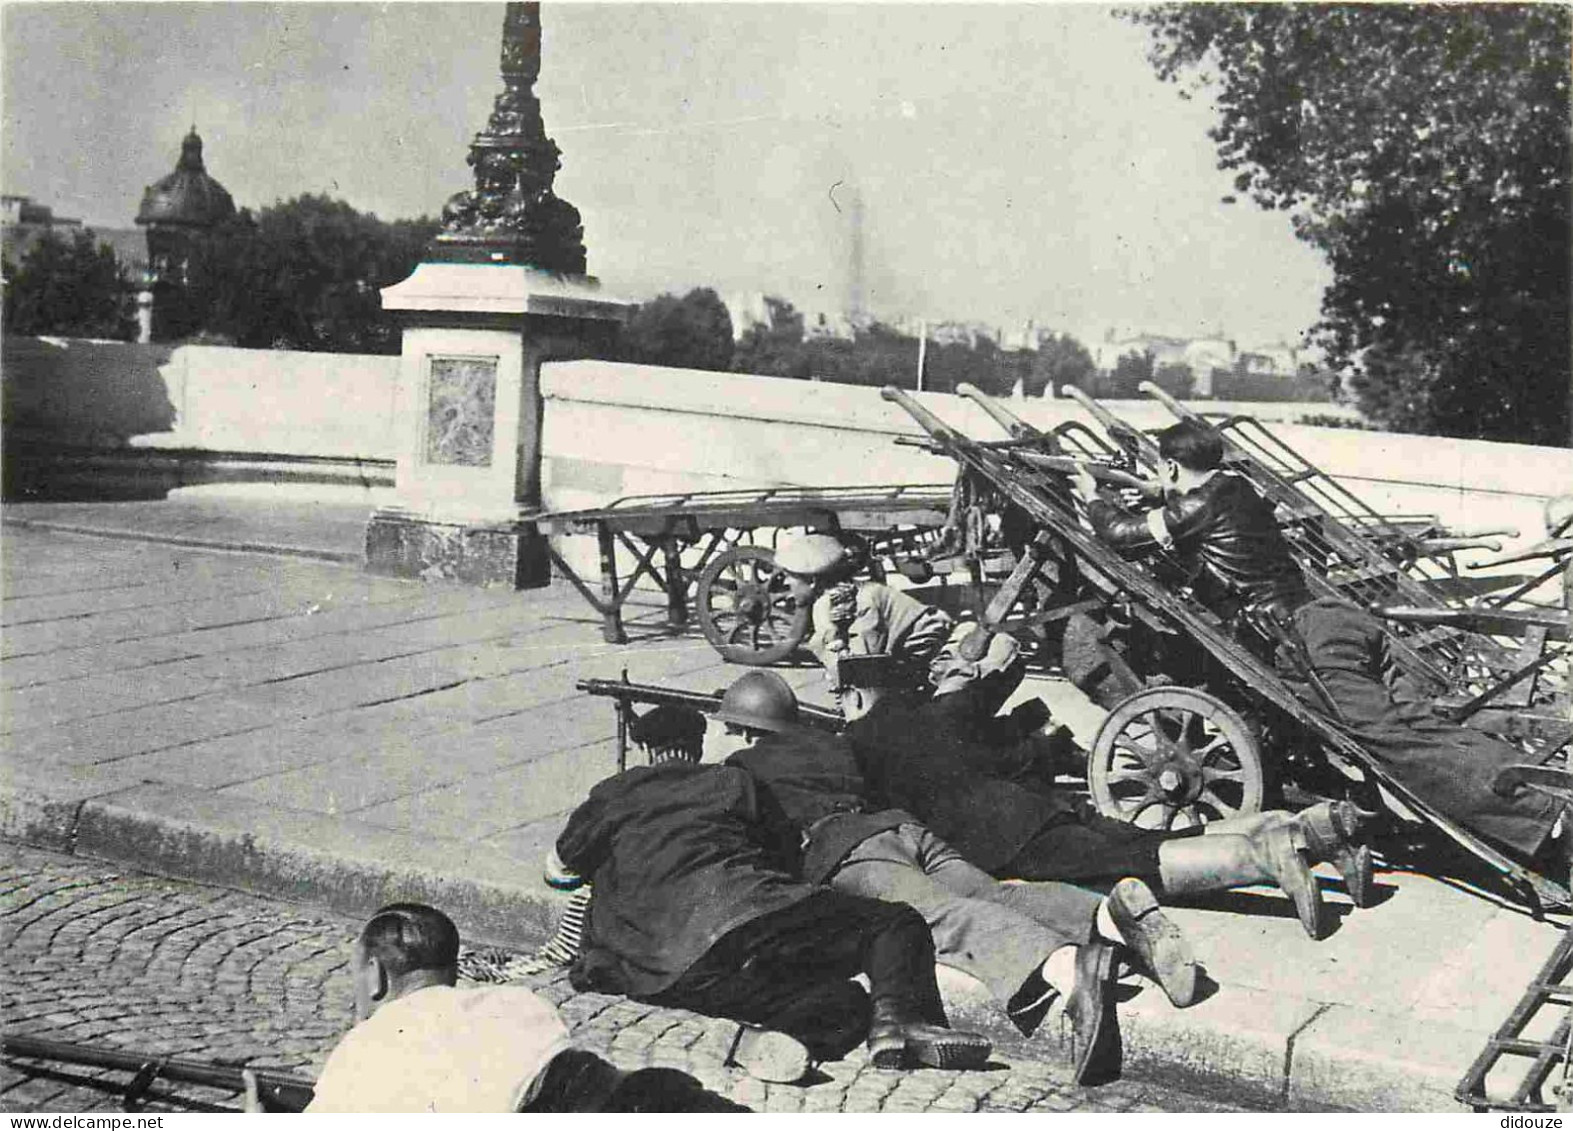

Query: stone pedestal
[{"left": 366, "top": 262, "right": 632, "bottom": 587}]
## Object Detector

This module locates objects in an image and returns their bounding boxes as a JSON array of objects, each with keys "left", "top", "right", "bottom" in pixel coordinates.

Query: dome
[{"left": 135, "top": 129, "right": 235, "bottom": 228}]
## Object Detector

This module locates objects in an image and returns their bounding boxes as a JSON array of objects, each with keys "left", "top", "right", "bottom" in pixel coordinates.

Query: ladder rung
[{"left": 1405, "top": 625, "right": 1464, "bottom": 650}]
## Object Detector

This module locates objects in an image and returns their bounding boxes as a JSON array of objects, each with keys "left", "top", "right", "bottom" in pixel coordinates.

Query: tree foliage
[
  {"left": 1028, "top": 333, "right": 1099, "bottom": 397},
  {"left": 618, "top": 287, "right": 735, "bottom": 371},
  {"left": 196, "top": 195, "right": 437, "bottom": 353},
  {"left": 1125, "top": 4, "right": 1572, "bottom": 445},
  {"left": 3, "top": 229, "right": 138, "bottom": 341},
  {"left": 732, "top": 297, "right": 812, "bottom": 378}
]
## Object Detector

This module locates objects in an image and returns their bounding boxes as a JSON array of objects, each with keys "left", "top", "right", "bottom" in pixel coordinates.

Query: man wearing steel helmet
[
  {"left": 719, "top": 669, "right": 1197, "bottom": 1086},
  {"left": 775, "top": 533, "right": 953, "bottom": 696},
  {"left": 554, "top": 693, "right": 992, "bottom": 1082}
]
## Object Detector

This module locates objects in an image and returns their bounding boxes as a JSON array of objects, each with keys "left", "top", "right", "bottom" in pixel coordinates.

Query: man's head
[
  {"left": 929, "top": 624, "right": 1026, "bottom": 714},
  {"left": 630, "top": 704, "right": 707, "bottom": 764},
  {"left": 717, "top": 670, "right": 799, "bottom": 741},
  {"left": 833, "top": 681, "right": 891, "bottom": 723},
  {"left": 351, "top": 903, "right": 461, "bottom": 1021},
  {"left": 1155, "top": 421, "right": 1224, "bottom": 494},
  {"left": 774, "top": 534, "right": 854, "bottom": 605}
]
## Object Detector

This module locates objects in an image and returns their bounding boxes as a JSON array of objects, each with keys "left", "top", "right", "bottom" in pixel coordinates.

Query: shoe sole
[
  {"left": 728, "top": 1025, "right": 811, "bottom": 1083},
  {"left": 869, "top": 1034, "right": 992, "bottom": 1071},
  {"left": 1340, "top": 842, "right": 1376, "bottom": 908},
  {"left": 906, "top": 1033, "right": 992, "bottom": 1070},
  {"left": 1109, "top": 879, "right": 1200, "bottom": 1009},
  {"left": 1271, "top": 834, "right": 1324, "bottom": 940}
]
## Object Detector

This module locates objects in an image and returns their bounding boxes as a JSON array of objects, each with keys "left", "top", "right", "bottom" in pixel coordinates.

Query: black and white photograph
[{"left": 1, "top": 0, "right": 1570, "bottom": 1115}]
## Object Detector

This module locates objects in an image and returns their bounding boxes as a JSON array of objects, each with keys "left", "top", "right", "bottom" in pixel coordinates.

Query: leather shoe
[
  {"left": 1106, "top": 877, "right": 1200, "bottom": 1008},
  {"left": 1258, "top": 823, "right": 1324, "bottom": 939},
  {"left": 866, "top": 1002, "right": 991, "bottom": 1071},
  {"left": 1063, "top": 942, "right": 1121, "bottom": 1086},
  {"left": 1296, "top": 800, "right": 1375, "bottom": 908}
]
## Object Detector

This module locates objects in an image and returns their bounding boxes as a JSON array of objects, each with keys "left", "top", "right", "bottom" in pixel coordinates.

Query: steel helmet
[
  {"left": 774, "top": 534, "right": 850, "bottom": 578},
  {"left": 717, "top": 671, "right": 800, "bottom": 733}
]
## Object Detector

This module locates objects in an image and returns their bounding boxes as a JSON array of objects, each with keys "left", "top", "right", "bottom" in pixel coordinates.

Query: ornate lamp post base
[{"left": 365, "top": 3, "right": 633, "bottom": 589}]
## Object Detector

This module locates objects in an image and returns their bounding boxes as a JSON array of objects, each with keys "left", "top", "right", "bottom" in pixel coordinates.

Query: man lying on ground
[
  {"left": 845, "top": 624, "right": 1371, "bottom": 940},
  {"left": 1072, "top": 419, "right": 1563, "bottom": 871},
  {"left": 715, "top": 669, "right": 1198, "bottom": 1086},
  {"left": 550, "top": 711, "right": 992, "bottom": 1085},
  {"left": 246, "top": 902, "right": 742, "bottom": 1112}
]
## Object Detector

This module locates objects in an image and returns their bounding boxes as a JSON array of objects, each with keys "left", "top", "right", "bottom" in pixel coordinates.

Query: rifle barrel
[{"left": 2, "top": 1033, "right": 316, "bottom": 1111}]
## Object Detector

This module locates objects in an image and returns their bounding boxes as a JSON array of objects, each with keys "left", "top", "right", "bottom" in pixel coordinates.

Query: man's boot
[
  {"left": 1062, "top": 941, "right": 1122, "bottom": 1086},
  {"left": 1294, "top": 800, "right": 1375, "bottom": 908},
  {"left": 866, "top": 999, "right": 992, "bottom": 1071},
  {"left": 1105, "top": 877, "right": 1200, "bottom": 1008},
  {"left": 1158, "top": 827, "right": 1325, "bottom": 940}
]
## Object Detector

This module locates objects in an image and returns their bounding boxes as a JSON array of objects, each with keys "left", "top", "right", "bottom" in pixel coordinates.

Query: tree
[
  {"left": 732, "top": 296, "right": 811, "bottom": 378},
  {"left": 1104, "top": 349, "right": 1155, "bottom": 398},
  {"left": 1028, "top": 333, "right": 1098, "bottom": 397},
  {"left": 198, "top": 195, "right": 438, "bottom": 353},
  {"left": 1152, "top": 361, "right": 1196, "bottom": 399},
  {"left": 4, "top": 229, "right": 138, "bottom": 340},
  {"left": 618, "top": 287, "right": 735, "bottom": 372},
  {"left": 1125, "top": 4, "right": 1572, "bottom": 445}
]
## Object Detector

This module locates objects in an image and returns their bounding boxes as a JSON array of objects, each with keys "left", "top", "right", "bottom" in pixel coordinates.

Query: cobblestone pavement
[{"left": 1, "top": 843, "right": 1249, "bottom": 1114}]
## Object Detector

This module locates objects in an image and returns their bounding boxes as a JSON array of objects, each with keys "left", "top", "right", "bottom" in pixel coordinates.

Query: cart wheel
[
  {"left": 1087, "top": 687, "right": 1264, "bottom": 830},
  {"left": 695, "top": 546, "right": 811, "bottom": 666}
]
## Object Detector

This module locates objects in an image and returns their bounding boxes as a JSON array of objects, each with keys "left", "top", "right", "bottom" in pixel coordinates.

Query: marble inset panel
[{"left": 425, "top": 355, "right": 498, "bottom": 467}]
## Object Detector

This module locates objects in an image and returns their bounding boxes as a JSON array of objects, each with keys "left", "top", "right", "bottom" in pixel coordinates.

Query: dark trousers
[
  {"left": 1002, "top": 802, "right": 1201, "bottom": 884},
  {"left": 523, "top": 1049, "right": 748, "bottom": 1112},
  {"left": 646, "top": 890, "right": 943, "bottom": 1061},
  {"left": 1293, "top": 598, "right": 1559, "bottom": 857}
]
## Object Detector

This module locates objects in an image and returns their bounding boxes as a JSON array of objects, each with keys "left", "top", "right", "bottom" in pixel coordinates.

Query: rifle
[
  {"left": 1, "top": 1032, "right": 316, "bottom": 1112},
  {"left": 578, "top": 675, "right": 844, "bottom": 765}
]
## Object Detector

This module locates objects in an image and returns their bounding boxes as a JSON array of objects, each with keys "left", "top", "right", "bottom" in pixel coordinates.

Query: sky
[{"left": 1, "top": 2, "right": 1333, "bottom": 349}]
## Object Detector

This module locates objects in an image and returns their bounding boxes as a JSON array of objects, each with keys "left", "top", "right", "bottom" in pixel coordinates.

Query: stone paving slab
[
  {"left": 2, "top": 511, "right": 1568, "bottom": 1111},
  {"left": 1, "top": 843, "right": 1248, "bottom": 1114}
]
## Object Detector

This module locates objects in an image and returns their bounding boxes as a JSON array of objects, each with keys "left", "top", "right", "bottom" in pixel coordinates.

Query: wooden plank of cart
[{"left": 530, "top": 483, "right": 961, "bottom": 665}]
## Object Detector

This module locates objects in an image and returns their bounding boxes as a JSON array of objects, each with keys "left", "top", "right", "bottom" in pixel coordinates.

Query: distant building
[
  {"left": 804, "top": 308, "right": 857, "bottom": 341},
  {"left": 929, "top": 320, "right": 996, "bottom": 349},
  {"left": 722, "top": 291, "right": 774, "bottom": 339},
  {"left": 2, "top": 193, "right": 145, "bottom": 295},
  {"left": 135, "top": 128, "right": 235, "bottom": 342}
]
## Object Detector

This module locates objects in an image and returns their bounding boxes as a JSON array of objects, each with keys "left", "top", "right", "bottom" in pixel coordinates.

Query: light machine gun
[{"left": 578, "top": 673, "right": 844, "bottom": 770}]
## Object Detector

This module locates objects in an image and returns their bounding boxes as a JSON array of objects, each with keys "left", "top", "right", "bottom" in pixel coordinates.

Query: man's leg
[
  {"left": 647, "top": 891, "right": 989, "bottom": 1070},
  {"left": 830, "top": 825, "right": 1076, "bottom": 1007},
  {"left": 1003, "top": 810, "right": 1327, "bottom": 940},
  {"left": 906, "top": 826, "right": 1198, "bottom": 1010}
]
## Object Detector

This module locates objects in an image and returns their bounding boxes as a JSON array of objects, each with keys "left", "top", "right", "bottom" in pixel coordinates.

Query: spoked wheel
[
  {"left": 695, "top": 545, "right": 811, "bottom": 666},
  {"left": 1088, "top": 687, "right": 1264, "bottom": 829}
]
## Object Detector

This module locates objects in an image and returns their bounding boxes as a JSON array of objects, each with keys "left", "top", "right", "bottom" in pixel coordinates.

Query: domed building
[{"left": 135, "top": 128, "right": 235, "bottom": 341}]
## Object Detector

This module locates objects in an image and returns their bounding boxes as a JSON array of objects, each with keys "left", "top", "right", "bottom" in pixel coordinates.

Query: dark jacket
[
  {"left": 846, "top": 685, "right": 1074, "bottom": 871},
  {"left": 727, "top": 727, "right": 913, "bottom": 885},
  {"left": 1088, "top": 472, "right": 1309, "bottom": 618},
  {"left": 556, "top": 762, "right": 812, "bottom": 998}
]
